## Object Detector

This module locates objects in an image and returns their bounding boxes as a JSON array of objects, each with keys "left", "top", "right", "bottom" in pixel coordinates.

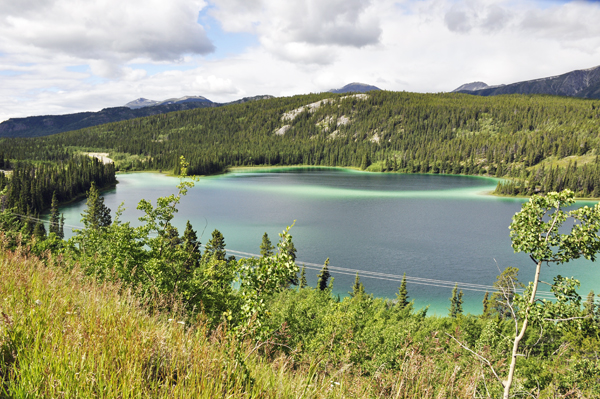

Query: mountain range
[
  {"left": 5, "top": 66, "right": 600, "bottom": 140},
  {"left": 0, "top": 83, "right": 380, "bottom": 138},
  {"left": 0, "top": 95, "right": 272, "bottom": 138},
  {"left": 454, "top": 65, "right": 600, "bottom": 99}
]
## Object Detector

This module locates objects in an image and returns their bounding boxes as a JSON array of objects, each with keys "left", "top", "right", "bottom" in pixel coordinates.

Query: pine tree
[
  {"left": 350, "top": 272, "right": 365, "bottom": 297},
  {"left": 58, "top": 214, "right": 65, "bottom": 239},
  {"left": 396, "top": 273, "right": 409, "bottom": 308},
  {"left": 449, "top": 284, "right": 463, "bottom": 318},
  {"left": 81, "top": 182, "right": 111, "bottom": 230},
  {"left": 182, "top": 220, "right": 201, "bottom": 271},
  {"left": 49, "top": 191, "right": 60, "bottom": 236},
  {"left": 316, "top": 258, "right": 330, "bottom": 291},
  {"left": 163, "top": 223, "right": 181, "bottom": 248},
  {"left": 299, "top": 266, "right": 307, "bottom": 289},
  {"left": 260, "top": 232, "right": 274, "bottom": 257},
  {"left": 204, "top": 229, "right": 226, "bottom": 261},
  {"left": 584, "top": 290, "right": 596, "bottom": 317},
  {"left": 33, "top": 221, "right": 46, "bottom": 240},
  {"left": 482, "top": 291, "right": 491, "bottom": 318}
]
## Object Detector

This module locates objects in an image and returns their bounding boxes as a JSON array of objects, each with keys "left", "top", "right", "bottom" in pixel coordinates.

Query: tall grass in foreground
[
  {"left": 0, "top": 239, "right": 488, "bottom": 398},
  {"left": 4, "top": 236, "right": 589, "bottom": 398}
]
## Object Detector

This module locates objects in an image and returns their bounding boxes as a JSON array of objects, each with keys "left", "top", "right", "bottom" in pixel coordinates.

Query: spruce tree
[
  {"left": 396, "top": 273, "right": 409, "bottom": 308},
  {"left": 260, "top": 232, "right": 274, "bottom": 257},
  {"left": 482, "top": 291, "right": 490, "bottom": 318},
  {"left": 49, "top": 191, "right": 60, "bottom": 236},
  {"left": 449, "top": 284, "right": 464, "bottom": 318},
  {"left": 584, "top": 290, "right": 596, "bottom": 317},
  {"left": 299, "top": 266, "right": 307, "bottom": 289},
  {"left": 350, "top": 272, "right": 365, "bottom": 297},
  {"left": 81, "top": 182, "right": 111, "bottom": 230},
  {"left": 182, "top": 220, "right": 201, "bottom": 270},
  {"left": 33, "top": 221, "right": 46, "bottom": 240},
  {"left": 163, "top": 224, "right": 181, "bottom": 248},
  {"left": 58, "top": 214, "right": 65, "bottom": 239},
  {"left": 204, "top": 229, "right": 226, "bottom": 261},
  {"left": 316, "top": 258, "right": 330, "bottom": 291}
]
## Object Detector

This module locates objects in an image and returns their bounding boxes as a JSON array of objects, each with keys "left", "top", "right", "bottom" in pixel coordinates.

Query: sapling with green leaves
[
  {"left": 501, "top": 189, "right": 600, "bottom": 399},
  {"left": 236, "top": 223, "right": 300, "bottom": 338},
  {"left": 451, "top": 190, "right": 600, "bottom": 399}
]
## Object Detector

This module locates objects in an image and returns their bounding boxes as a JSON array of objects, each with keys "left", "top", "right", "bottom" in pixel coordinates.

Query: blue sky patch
[
  {"left": 66, "top": 65, "right": 89, "bottom": 74},
  {"left": 197, "top": 7, "right": 259, "bottom": 60},
  {"left": 0, "top": 70, "right": 23, "bottom": 76}
]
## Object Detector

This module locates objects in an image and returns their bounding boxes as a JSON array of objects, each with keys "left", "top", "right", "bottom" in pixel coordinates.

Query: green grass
[
  {"left": 531, "top": 153, "right": 598, "bottom": 170},
  {"left": 0, "top": 239, "right": 417, "bottom": 398}
]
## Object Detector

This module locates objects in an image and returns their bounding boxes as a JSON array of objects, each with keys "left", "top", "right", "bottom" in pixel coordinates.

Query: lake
[{"left": 56, "top": 168, "right": 600, "bottom": 315}]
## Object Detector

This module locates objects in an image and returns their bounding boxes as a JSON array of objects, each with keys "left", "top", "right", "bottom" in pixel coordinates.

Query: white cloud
[
  {"left": 0, "top": 0, "right": 214, "bottom": 62},
  {"left": 2, "top": 0, "right": 600, "bottom": 124},
  {"left": 209, "top": 0, "right": 381, "bottom": 63}
]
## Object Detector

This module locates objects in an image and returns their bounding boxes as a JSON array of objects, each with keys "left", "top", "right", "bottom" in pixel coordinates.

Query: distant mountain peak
[
  {"left": 124, "top": 95, "right": 212, "bottom": 109},
  {"left": 452, "top": 82, "right": 489, "bottom": 92},
  {"left": 125, "top": 98, "right": 160, "bottom": 109},
  {"left": 329, "top": 82, "right": 381, "bottom": 94}
]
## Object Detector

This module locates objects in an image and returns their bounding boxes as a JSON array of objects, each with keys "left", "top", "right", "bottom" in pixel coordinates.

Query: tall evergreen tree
[
  {"left": 182, "top": 220, "right": 201, "bottom": 270},
  {"left": 81, "top": 182, "right": 111, "bottom": 230},
  {"left": 204, "top": 229, "right": 226, "bottom": 261},
  {"left": 316, "top": 258, "right": 330, "bottom": 291},
  {"left": 584, "top": 290, "right": 596, "bottom": 317},
  {"left": 482, "top": 291, "right": 491, "bottom": 318},
  {"left": 33, "top": 220, "right": 46, "bottom": 240},
  {"left": 162, "top": 223, "right": 181, "bottom": 248},
  {"left": 260, "top": 232, "right": 274, "bottom": 257},
  {"left": 350, "top": 272, "right": 365, "bottom": 297},
  {"left": 396, "top": 273, "right": 409, "bottom": 308},
  {"left": 299, "top": 266, "right": 307, "bottom": 289},
  {"left": 58, "top": 214, "right": 65, "bottom": 239},
  {"left": 49, "top": 191, "right": 60, "bottom": 236},
  {"left": 449, "top": 284, "right": 464, "bottom": 318}
]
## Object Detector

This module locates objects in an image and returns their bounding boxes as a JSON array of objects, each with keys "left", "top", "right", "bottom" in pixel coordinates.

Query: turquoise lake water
[{"left": 57, "top": 168, "right": 600, "bottom": 315}]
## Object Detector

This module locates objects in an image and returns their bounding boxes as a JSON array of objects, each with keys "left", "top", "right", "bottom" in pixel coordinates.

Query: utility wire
[{"left": 4, "top": 211, "right": 589, "bottom": 302}]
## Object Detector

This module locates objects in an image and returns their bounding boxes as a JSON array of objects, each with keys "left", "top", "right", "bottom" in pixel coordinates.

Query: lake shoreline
[
  {"left": 118, "top": 165, "right": 501, "bottom": 197},
  {"left": 115, "top": 165, "right": 600, "bottom": 201}
]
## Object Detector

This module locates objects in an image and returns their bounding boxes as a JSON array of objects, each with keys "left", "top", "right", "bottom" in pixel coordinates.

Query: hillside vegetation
[{"left": 2, "top": 91, "right": 600, "bottom": 196}]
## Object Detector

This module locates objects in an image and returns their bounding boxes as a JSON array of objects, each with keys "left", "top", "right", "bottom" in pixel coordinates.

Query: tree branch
[{"left": 445, "top": 333, "right": 504, "bottom": 386}]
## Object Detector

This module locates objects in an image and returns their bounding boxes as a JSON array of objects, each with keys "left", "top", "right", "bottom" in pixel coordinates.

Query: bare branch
[
  {"left": 532, "top": 325, "right": 544, "bottom": 348},
  {"left": 445, "top": 332, "right": 504, "bottom": 386}
]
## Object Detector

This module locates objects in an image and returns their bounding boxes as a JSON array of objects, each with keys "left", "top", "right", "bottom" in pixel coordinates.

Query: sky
[{"left": 1, "top": 0, "right": 600, "bottom": 123}]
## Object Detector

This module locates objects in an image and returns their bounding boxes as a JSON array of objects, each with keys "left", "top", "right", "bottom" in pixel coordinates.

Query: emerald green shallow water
[{"left": 57, "top": 168, "right": 600, "bottom": 315}]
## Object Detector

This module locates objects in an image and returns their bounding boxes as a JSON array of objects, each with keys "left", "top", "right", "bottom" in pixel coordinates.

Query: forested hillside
[{"left": 2, "top": 91, "right": 600, "bottom": 196}]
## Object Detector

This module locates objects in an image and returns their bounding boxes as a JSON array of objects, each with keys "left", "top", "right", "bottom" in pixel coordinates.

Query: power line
[
  {"left": 3, "top": 210, "right": 583, "bottom": 302},
  {"left": 223, "top": 248, "right": 559, "bottom": 300}
]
